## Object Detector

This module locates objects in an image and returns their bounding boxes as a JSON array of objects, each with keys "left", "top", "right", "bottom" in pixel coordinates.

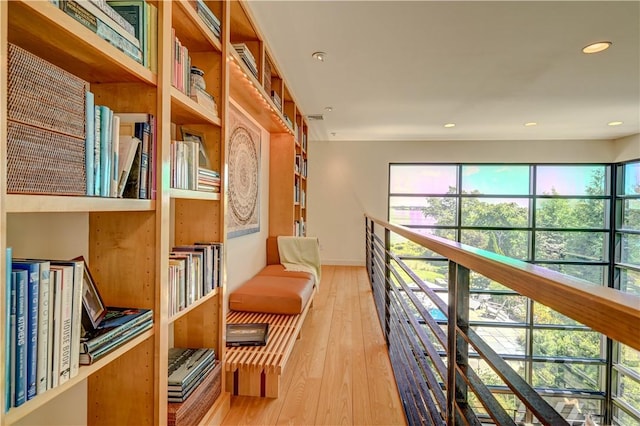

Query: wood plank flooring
[{"left": 221, "top": 265, "right": 407, "bottom": 426}]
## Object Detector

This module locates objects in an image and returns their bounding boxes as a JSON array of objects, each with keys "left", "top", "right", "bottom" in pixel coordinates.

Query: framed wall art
[{"left": 227, "top": 103, "right": 261, "bottom": 238}]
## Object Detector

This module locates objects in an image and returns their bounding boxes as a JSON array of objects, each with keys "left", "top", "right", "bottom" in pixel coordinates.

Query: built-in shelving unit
[{"left": 1, "top": 0, "right": 308, "bottom": 424}]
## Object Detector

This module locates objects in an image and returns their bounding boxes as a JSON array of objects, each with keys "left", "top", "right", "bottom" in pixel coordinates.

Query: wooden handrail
[{"left": 366, "top": 214, "right": 640, "bottom": 351}]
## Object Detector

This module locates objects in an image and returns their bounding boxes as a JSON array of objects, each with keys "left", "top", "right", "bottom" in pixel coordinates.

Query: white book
[
  {"left": 117, "top": 136, "right": 141, "bottom": 197},
  {"left": 67, "top": 260, "right": 84, "bottom": 379},
  {"left": 49, "top": 265, "right": 72, "bottom": 387}
]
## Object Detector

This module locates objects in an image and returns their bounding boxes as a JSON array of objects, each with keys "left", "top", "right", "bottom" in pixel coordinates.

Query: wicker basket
[
  {"left": 263, "top": 58, "right": 272, "bottom": 94},
  {"left": 7, "top": 43, "right": 88, "bottom": 139},
  {"left": 7, "top": 120, "right": 86, "bottom": 195}
]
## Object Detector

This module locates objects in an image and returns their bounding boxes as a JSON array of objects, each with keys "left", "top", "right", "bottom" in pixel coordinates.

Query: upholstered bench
[{"left": 225, "top": 236, "right": 319, "bottom": 398}]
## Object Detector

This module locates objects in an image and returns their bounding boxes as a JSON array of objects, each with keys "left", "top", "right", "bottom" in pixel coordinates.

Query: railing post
[{"left": 447, "top": 261, "right": 470, "bottom": 424}]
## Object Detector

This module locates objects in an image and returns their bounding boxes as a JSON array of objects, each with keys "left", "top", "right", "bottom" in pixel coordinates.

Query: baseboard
[{"left": 321, "top": 259, "right": 366, "bottom": 266}]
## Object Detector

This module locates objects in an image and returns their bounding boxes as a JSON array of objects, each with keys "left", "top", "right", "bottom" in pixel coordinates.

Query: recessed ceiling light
[
  {"left": 324, "top": 106, "right": 333, "bottom": 112},
  {"left": 444, "top": 123, "right": 455, "bottom": 128},
  {"left": 608, "top": 121, "right": 623, "bottom": 126},
  {"left": 312, "top": 51, "right": 327, "bottom": 62},
  {"left": 524, "top": 122, "right": 538, "bottom": 127},
  {"left": 582, "top": 41, "right": 612, "bottom": 54}
]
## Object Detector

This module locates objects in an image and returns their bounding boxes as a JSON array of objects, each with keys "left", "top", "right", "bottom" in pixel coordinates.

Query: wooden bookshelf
[{"left": 1, "top": 0, "right": 309, "bottom": 423}]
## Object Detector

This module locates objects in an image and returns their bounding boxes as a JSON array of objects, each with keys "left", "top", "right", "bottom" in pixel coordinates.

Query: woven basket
[
  {"left": 7, "top": 120, "right": 86, "bottom": 195},
  {"left": 263, "top": 59, "right": 272, "bottom": 94},
  {"left": 7, "top": 43, "right": 88, "bottom": 139}
]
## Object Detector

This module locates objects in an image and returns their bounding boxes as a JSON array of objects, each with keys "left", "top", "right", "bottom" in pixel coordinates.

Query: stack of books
[
  {"left": 233, "top": 43, "right": 258, "bottom": 78},
  {"left": 189, "top": 87, "right": 218, "bottom": 116},
  {"left": 271, "top": 90, "right": 282, "bottom": 111},
  {"left": 167, "top": 348, "right": 217, "bottom": 402},
  {"left": 193, "top": 0, "right": 221, "bottom": 38},
  {"left": 80, "top": 307, "right": 153, "bottom": 365},
  {"left": 284, "top": 114, "right": 293, "bottom": 128},
  {"left": 197, "top": 168, "right": 220, "bottom": 193}
]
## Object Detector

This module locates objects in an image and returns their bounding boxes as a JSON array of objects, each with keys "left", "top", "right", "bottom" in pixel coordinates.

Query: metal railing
[{"left": 365, "top": 215, "right": 640, "bottom": 426}]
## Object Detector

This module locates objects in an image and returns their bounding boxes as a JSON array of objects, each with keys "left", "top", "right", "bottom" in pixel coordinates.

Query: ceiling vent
[{"left": 306, "top": 114, "right": 324, "bottom": 121}]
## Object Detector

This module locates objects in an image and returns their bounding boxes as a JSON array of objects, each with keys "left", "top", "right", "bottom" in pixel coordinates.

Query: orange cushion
[
  {"left": 259, "top": 264, "right": 313, "bottom": 280},
  {"left": 229, "top": 275, "right": 314, "bottom": 315}
]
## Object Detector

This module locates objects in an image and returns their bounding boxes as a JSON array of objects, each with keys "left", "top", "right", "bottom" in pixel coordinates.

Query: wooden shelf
[
  {"left": 171, "top": 87, "right": 222, "bottom": 126},
  {"left": 5, "top": 194, "right": 155, "bottom": 213},
  {"left": 173, "top": 1, "right": 222, "bottom": 53},
  {"left": 170, "top": 188, "right": 221, "bottom": 201},
  {"left": 7, "top": 0, "right": 156, "bottom": 85},
  {"left": 168, "top": 288, "right": 219, "bottom": 324},
  {"left": 4, "top": 329, "right": 154, "bottom": 425}
]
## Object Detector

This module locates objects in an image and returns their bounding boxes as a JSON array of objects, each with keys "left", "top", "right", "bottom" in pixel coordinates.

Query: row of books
[
  {"left": 233, "top": 43, "right": 258, "bottom": 79},
  {"left": 294, "top": 217, "right": 306, "bottom": 237},
  {"left": 167, "top": 348, "right": 216, "bottom": 402},
  {"left": 295, "top": 154, "right": 308, "bottom": 178},
  {"left": 85, "top": 100, "right": 156, "bottom": 199},
  {"left": 294, "top": 177, "right": 306, "bottom": 207},
  {"left": 172, "top": 29, "right": 192, "bottom": 97},
  {"left": 169, "top": 243, "right": 223, "bottom": 317},
  {"left": 170, "top": 140, "right": 220, "bottom": 193},
  {"left": 192, "top": 0, "right": 221, "bottom": 39},
  {"left": 271, "top": 90, "right": 282, "bottom": 112},
  {"left": 57, "top": 0, "right": 157, "bottom": 71},
  {"left": 5, "top": 251, "right": 84, "bottom": 409}
]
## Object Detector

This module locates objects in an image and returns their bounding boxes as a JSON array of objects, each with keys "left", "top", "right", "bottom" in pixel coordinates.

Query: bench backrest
[{"left": 266, "top": 236, "right": 280, "bottom": 265}]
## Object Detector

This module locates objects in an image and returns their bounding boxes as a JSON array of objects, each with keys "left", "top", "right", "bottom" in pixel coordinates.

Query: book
[
  {"left": 226, "top": 323, "right": 269, "bottom": 347},
  {"left": 50, "top": 263, "right": 74, "bottom": 386},
  {"left": 4, "top": 247, "right": 11, "bottom": 412},
  {"left": 13, "top": 269, "right": 28, "bottom": 407},
  {"left": 81, "top": 307, "right": 152, "bottom": 354},
  {"left": 76, "top": 0, "right": 140, "bottom": 48},
  {"left": 94, "top": 105, "right": 102, "bottom": 196},
  {"left": 107, "top": 0, "right": 148, "bottom": 66},
  {"left": 85, "top": 91, "right": 95, "bottom": 196},
  {"left": 167, "top": 348, "right": 215, "bottom": 389},
  {"left": 99, "top": 105, "right": 112, "bottom": 197},
  {"left": 48, "top": 266, "right": 72, "bottom": 388},
  {"left": 117, "top": 136, "right": 141, "bottom": 197},
  {"left": 110, "top": 114, "right": 120, "bottom": 198},
  {"left": 79, "top": 318, "right": 152, "bottom": 365},
  {"left": 12, "top": 261, "right": 39, "bottom": 400}
]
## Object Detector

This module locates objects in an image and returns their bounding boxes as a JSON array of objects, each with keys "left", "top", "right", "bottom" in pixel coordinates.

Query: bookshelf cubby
[{"left": 1, "top": 0, "right": 309, "bottom": 424}]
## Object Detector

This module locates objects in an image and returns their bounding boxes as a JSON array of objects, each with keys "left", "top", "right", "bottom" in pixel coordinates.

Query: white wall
[
  {"left": 614, "top": 133, "right": 640, "bottom": 162},
  {"left": 307, "top": 138, "right": 616, "bottom": 265},
  {"left": 224, "top": 101, "right": 271, "bottom": 309}
]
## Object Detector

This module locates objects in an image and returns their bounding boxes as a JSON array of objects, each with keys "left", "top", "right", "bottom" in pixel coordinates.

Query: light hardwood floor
[{"left": 221, "top": 265, "right": 407, "bottom": 426}]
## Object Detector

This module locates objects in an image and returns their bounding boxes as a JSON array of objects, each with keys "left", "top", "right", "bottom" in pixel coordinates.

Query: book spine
[
  {"left": 13, "top": 269, "right": 27, "bottom": 407},
  {"left": 36, "top": 262, "right": 51, "bottom": 394},
  {"left": 111, "top": 115, "right": 120, "bottom": 198},
  {"left": 49, "top": 268, "right": 63, "bottom": 388},
  {"left": 94, "top": 106, "right": 102, "bottom": 196},
  {"left": 69, "top": 261, "right": 84, "bottom": 379},
  {"left": 8, "top": 274, "right": 16, "bottom": 411},
  {"left": 13, "top": 263, "right": 39, "bottom": 401},
  {"left": 4, "top": 248, "right": 12, "bottom": 413},
  {"left": 80, "top": 320, "right": 152, "bottom": 365},
  {"left": 85, "top": 91, "right": 95, "bottom": 196},
  {"left": 136, "top": 121, "right": 150, "bottom": 199},
  {"left": 100, "top": 105, "right": 112, "bottom": 197},
  {"left": 58, "top": 267, "right": 73, "bottom": 385},
  {"left": 87, "top": 0, "right": 136, "bottom": 37},
  {"left": 46, "top": 265, "right": 55, "bottom": 391}
]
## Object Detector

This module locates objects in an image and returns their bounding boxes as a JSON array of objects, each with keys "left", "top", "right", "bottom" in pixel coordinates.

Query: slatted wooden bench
[{"left": 225, "top": 286, "right": 316, "bottom": 398}]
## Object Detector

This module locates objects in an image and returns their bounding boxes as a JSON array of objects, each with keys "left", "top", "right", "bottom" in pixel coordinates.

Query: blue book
[
  {"left": 85, "top": 91, "right": 95, "bottom": 196},
  {"left": 4, "top": 247, "right": 12, "bottom": 412},
  {"left": 12, "top": 262, "right": 39, "bottom": 401},
  {"left": 100, "top": 105, "right": 112, "bottom": 197},
  {"left": 13, "top": 269, "right": 28, "bottom": 407}
]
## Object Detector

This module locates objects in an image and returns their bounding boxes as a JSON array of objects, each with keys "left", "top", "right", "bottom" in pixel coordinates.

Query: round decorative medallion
[{"left": 228, "top": 126, "right": 259, "bottom": 224}]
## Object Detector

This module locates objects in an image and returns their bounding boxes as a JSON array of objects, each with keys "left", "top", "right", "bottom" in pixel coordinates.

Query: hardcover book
[{"left": 226, "top": 323, "right": 269, "bottom": 347}]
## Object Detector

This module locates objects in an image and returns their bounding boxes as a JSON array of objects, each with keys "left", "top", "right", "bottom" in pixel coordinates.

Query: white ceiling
[{"left": 245, "top": 1, "right": 640, "bottom": 143}]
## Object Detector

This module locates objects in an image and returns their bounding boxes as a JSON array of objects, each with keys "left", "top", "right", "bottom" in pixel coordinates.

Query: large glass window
[{"left": 388, "top": 162, "right": 633, "bottom": 423}]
